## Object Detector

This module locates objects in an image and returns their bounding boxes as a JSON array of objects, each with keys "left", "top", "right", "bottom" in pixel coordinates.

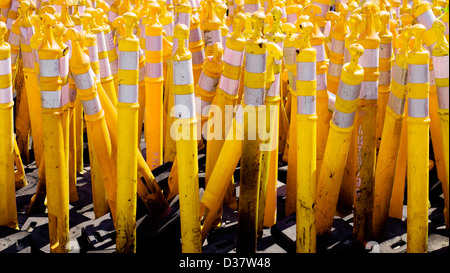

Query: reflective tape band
[
  {"left": 408, "top": 64, "right": 429, "bottom": 84},
  {"left": 379, "top": 43, "right": 392, "bottom": 59},
  {"left": 327, "top": 61, "right": 342, "bottom": 78},
  {"left": 69, "top": 85, "right": 77, "bottom": 103},
  {"left": 297, "top": 61, "right": 316, "bottom": 81},
  {"left": 146, "top": 62, "right": 163, "bottom": 78},
  {"left": 415, "top": 10, "right": 436, "bottom": 30},
  {"left": 8, "top": 31, "right": 20, "bottom": 47},
  {"left": 82, "top": 96, "right": 102, "bottom": 116},
  {"left": 224, "top": 47, "right": 244, "bottom": 67},
  {"left": 287, "top": 13, "right": 297, "bottom": 24},
  {"left": 337, "top": 81, "right": 361, "bottom": 101},
  {"left": 87, "top": 46, "right": 99, "bottom": 62},
  {"left": 99, "top": 57, "right": 112, "bottom": 78},
  {"left": 10, "top": 52, "right": 18, "bottom": 65},
  {"left": 198, "top": 71, "right": 219, "bottom": 92},
  {"left": 96, "top": 32, "right": 107, "bottom": 53},
  {"left": 379, "top": 70, "right": 391, "bottom": 85},
  {"left": 437, "top": 86, "right": 449, "bottom": 110},
  {"left": 392, "top": 63, "right": 408, "bottom": 85},
  {"left": 189, "top": 28, "right": 202, "bottom": 43},
  {"left": 74, "top": 69, "right": 96, "bottom": 90},
  {"left": 283, "top": 46, "right": 296, "bottom": 65},
  {"left": 432, "top": 55, "right": 449, "bottom": 79},
  {"left": 22, "top": 51, "right": 34, "bottom": 69},
  {"left": 316, "top": 72, "right": 327, "bottom": 91},
  {"left": 139, "top": 64, "right": 145, "bottom": 82},
  {"left": 429, "top": 69, "right": 435, "bottom": 86},
  {"left": 245, "top": 53, "right": 266, "bottom": 74},
  {"left": 175, "top": 13, "right": 190, "bottom": 27},
  {"left": 332, "top": 109, "right": 356, "bottom": 128},
  {"left": 119, "top": 84, "right": 139, "bottom": 103},
  {"left": 388, "top": 90, "right": 406, "bottom": 115},
  {"left": 41, "top": 90, "right": 62, "bottom": 108},
  {"left": 163, "top": 22, "right": 174, "bottom": 37},
  {"left": 174, "top": 93, "right": 196, "bottom": 119},
  {"left": 60, "top": 55, "right": 69, "bottom": 78},
  {"left": 359, "top": 48, "right": 379, "bottom": 68},
  {"left": 331, "top": 38, "right": 345, "bottom": 54},
  {"left": 19, "top": 26, "right": 33, "bottom": 44},
  {"left": 219, "top": 75, "right": 240, "bottom": 95},
  {"left": 104, "top": 31, "right": 115, "bottom": 51},
  {"left": 173, "top": 59, "right": 194, "bottom": 86},
  {"left": 110, "top": 59, "right": 119, "bottom": 75},
  {"left": 195, "top": 96, "right": 212, "bottom": 116},
  {"left": 313, "top": 2, "right": 329, "bottom": 17},
  {"left": 235, "top": 104, "right": 244, "bottom": 125},
  {"left": 244, "top": 86, "right": 265, "bottom": 106},
  {"left": 313, "top": 44, "right": 326, "bottom": 62},
  {"left": 108, "top": 10, "right": 118, "bottom": 23},
  {"left": 0, "top": 86, "right": 13, "bottom": 104},
  {"left": 192, "top": 49, "right": 205, "bottom": 65},
  {"left": 445, "top": 22, "right": 449, "bottom": 36},
  {"left": 244, "top": 4, "right": 259, "bottom": 13},
  {"left": 0, "top": 58, "right": 11, "bottom": 75},
  {"left": 146, "top": 35, "right": 163, "bottom": 51},
  {"left": 297, "top": 95, "right": 316, "bottom": 115},
  {"left": 359, "top": 80, "right": 378, "bottom": 100},
  {"left": 408, "top": 98, "right": 429, "bottom": 117},
  {"left": 61, "top": 84, "right": 70, "bottom": 107},
  {"left": 119, "top": 51, "right": 139, "bottom": 70},
  {"left": 39, "top": 59, "right": 60, "bottom": 77}
]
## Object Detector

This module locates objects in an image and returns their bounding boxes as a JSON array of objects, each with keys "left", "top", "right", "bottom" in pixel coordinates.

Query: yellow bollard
[
  {"left": 237, "top": 11, "right": 266, "bottom": 254},
  {"left": 0, "top": 21, "right": 18, "bottom": 229},
  {"left": 406, "top": 23, "right": 430, "bottom": 253},
  {"left": 372, "top": 26, "right": 412, "bottom": 238},
  {"left": 315, "top": 43, "right": 365, "bottom": 236},
  {"left": 431, "top": 20, "right": 449, "bottom": 228},
  {"left": 38, "top": 13, "right": 70, "bottom": 253},
  {"left": 5, "top": 0, "right": 19, "bottom": 42},
  {"left": 215, "top": 2, "right": 228, "bottom": 49},
  {"left": 295, "top": 20, "right": 317, "bottom": 253},
  {"left": 412, "top": 0, "right": 438, "bottom": 53},
  {"left": 285, "top": 0, "right": 302, "bottom": 24},
  {"left": 189, "top": 0, "right": 205, "bottom": 90},
  {"left": 114, "top": 12, "right": 140, "bottom": 253},
  {"left": 172, "top": 23, "right": 202, "bottom": 253},
  {"left": 311, "top": 0, "right": 329, "bottom": 31},
  {"left": 244, "top": 0, "right": 260, "bottom": 13},
  {"left": 158, "top": 0, "right": 174, "bottom": 42},
  {"left": 202, "top": 0, "right": 222, "bottom": 57}
]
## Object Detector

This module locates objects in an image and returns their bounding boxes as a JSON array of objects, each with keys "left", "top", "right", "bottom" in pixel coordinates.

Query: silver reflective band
[
  {"left": 408, "top": 64, "right": 429, "bottom": 84},
  {"left": 415, "top": 10, "right": 435, "bottom": 30},
  {"left": 119, "top": 51, "right": 139, "bottom": 70},
  {"left": 198, "top": 72, "right": 219, "bottom": 92},
  {"left": 82, "top": 95, "right": 102, "bottom": 116},
  {"left": 392, "top": 63, "right": 408, "bottom": 85},
  {"left": 332, "top": 109, "right": 356, "bottom": 128},
  {"left": 359, "top": 48, "right": 379, "bottom": 68},
  {"left": 387, "top": 90, "right": 406, "bottom": 115},
  {"left": 118, "top": 84, "right": 139, "bottom": 103},
  {"left": 39, "top": 59, "right": 60, "bottom": 77},
  {"left": 224, "top": 47, "right": 244, "bottom": 67},
  {"left": 74, "top": 69, "right": 96, "bottom": 90},
  {"left": 432, "top": 55, "right": 449, "bottom": 79},
  {"left": 244, "top": 87, "right": 265, "bottom": 106},
  {"left": 379, "top": 43, "right": 392, "bottom": 59},
  {"left": 316, "top": 73, "right": 327, "bottom": 91},
  {"left": 203, "top": 29, "right": 222, "bottom": 47},
  {"left": 408, "top": 98, "right": 429, "bottom": 118},
  {"left": 360, "top": 80, "right": 378, "bottom": 100},
  {"left": 297, "top": 61, "right": 316, "bottom": 81},
  {"left": 283, "top": 46, "right": 296, "bottom": 65},
  {"left": 87, "top": 46, "right": 99, "bottom": 62},
  {"left": 245, "top": 53, "right": 266, "bottom": 74},
  {"left": 379, "top": 70, "right": 391, "bottom": 85},
  {"left": 146, "top": 62, "right": 163, "bottom": 78},
  {"left": 0, "top": 58, "right": 12, "bottom": 75},
  {"left": 331, "top": 38, "right": 345, "bottom": 54},
  {"left": 41, "top": 90, "right": 62, "bottom": 109},
  {"left": 337, "top": 82, "right": 361, "bottom": 101},
  {"left": 327, "top": 61, "right": 342, "bottom": 77},
  {"left": 313, "top": 44, "right": 326, "bottom": 62},
  {"left": 297, "top": 95, "right": 316, "bottom": 115},
  {"left": 219, "top": 76, "right": 240, "bottom": 95},
  {"left": 437, "top": 86, "right": 449, "bottom": 110},
  {"left": 174, "top": 93, "right": 196, "bottom": 119},
  {"left": 0, "top": 86, "right": 13, "bottom": 104},
  {"left": 146, "top": 35, "right": 162, "bottom": 51},
  {"left": 173, "top": 59, "right": 194, "bottom": 86}
]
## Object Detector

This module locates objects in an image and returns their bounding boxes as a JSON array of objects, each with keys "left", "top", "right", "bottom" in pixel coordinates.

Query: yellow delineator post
[
  {"left": 352, "top": 2, "right": 380, "bottom": 251},
  {"left": 372, "top": 26, "right": 412, "bottom": 238},
  {"left": 158, "top": 0, "right": 174, "bottom": 42},
  {"left": 172, "top": 23, "right": 202, "bottom": 253},
  {"left": 376, "top": 11, "right": 394, "bottom": 150},
  {"left": 237, "top": 11, "right": 266, "bottom": 254},
  {"left": 215, "top": 2, "right": 228, "bottom": 49},
  {"left": 285, "top": 0, "right": 301, "bottom": 24},
  {"left": 406, "top": 23, "right": 430, "bottom": 253},
  {"left": 114, "top": 12, "right": 140, "bottom": 253},
  {"left": 38, "top": 13, "right": 70, "bottom": 253},
  {"left": 326, "top": 3, "right": 349, "bottom": 95},
  {"left": 311, "top": 0, "right": 329, "bottom": 31},
  {"left": 315, "top": 43, "right": 365, "bottom": 236},
  {"left": 0, "top": 21, "right": 18, "bottom": 230},
  {"left": 202, "top": 0, "right": 222, "bottom": 57},
  {"left": 189, "top": 0, "right": 205, "bottom": 90},
  {"left": 412, "top": 0, "right": 438, "bottom": 53},
  {"left": 5, "top": 0, "right": 19, "bottom": 42},
  {"left": 295, "top": 20, "right": 317, "bottom": 253},
  {"left": 443, "top": 1, "right": 449, "bottom": 42},
  {"left": 431, "top": 20, "right": 449, "bottom": 228},
  {"left": 144, "top": 1, "right": 164, "bottom": 169},
  {"left": 244, "top": 0, "right": 260, "bottom": 14}
]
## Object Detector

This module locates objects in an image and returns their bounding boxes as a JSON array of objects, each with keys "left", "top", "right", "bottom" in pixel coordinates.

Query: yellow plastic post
[
  {"left": 0, "top": 21, "right": 18, "bottom": 230},
  {"left": 244, "top": 0, "right": 260, "bottom": 13},
  {"left": 372, "top": 26, "right": 412, "bottom": 238},
  {"left": 412, "top": 0, "right": 437, "bottom": 53},
  {"left": 285, "top": 0, "right": 302, "bottom": 24},
  {"left": 406, "top": 23, "right": 430, "bottom": 253},
  {"left": 431, "top": 20, "right": 449, "bottom": 228},
  {"left": 189, "top": 0, "right": 205, "bottom": 91},
  {"left": 295, "top": 20, "right": 317, "bottom": 253},
  {"left": 158, "top": 0, "right": 174, "bottom": 42},
  {"left": 215, "top": 2, "right": 228, "bottom": 49},
  {"left": 352, "top": 2, "right": 380, "bottom": 251},
  {"left": 311, "top": 0, "right": 329, "bottom": 31},
  {"left": 237, "top": 11, "right": 266, "bottom": 254},
  {"left": 172, "top": 23, "right": 202, "bottom": 253},
  {"left": 202, "top": 0, "right": 222, "bottom": 57},
  {"left": 38, "top": 13, "right": 70, "bottom": 253},
  {"left": 315, "top": 43, "right": 365, "bottom": 236},
  {"left": 5, "top": 0, "right": 19, "bottom": 42}
]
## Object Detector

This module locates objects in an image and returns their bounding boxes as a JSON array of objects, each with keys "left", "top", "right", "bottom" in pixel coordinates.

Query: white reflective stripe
[
  {"left": 119, "top": 84, "right": 139, "bottom": 103},
  {"left": 312, "top": 1, "right": 329, "bottom": 16},
  {"left": 174, "top": 93, "right": 196, "bottom": 119},
  {"left": 392, "top": 63, "right": 408, "bottom": 85},
  {"left": 74, "top": 69, "right": 96, "bottom": 90},
  {"left": 198, "top": 71, "right": 219, "bottom": 92},
  {"left": 432, "top": 55, "right": 449, "bottom": 79},
  {"left": 82, "top": 96, "right": 102, "bottom": 115},
  {"left": 379, "top": 70, "right": 391, "bottom": 85},
  {"left": 408, "top": 64, "right": 429, "bottom": 84},
  {"left": 359, "top": 80, "right": 378, "bottom": 99},
  {"left": 388, "top": 90, "right": 406, "bottom": 115},
  {"left": 313, "top": 44, "right": 326, "bottom": 62},
  {"left": 8, "top": 31, "right": 20, "bottom": 46},
  {"left": 195, "top": 95, "right": 212, "bottom": 116},
  {"left": 10, "top": 52, "right": 18, "bottom": 65},
  {"left": 110, "top": 59, "right": 118, "bottom": 75},
  {"left": 192, "top": 49, "right": 205, "bottom": 65},
  {"left": 99, "top": 57, "right": 112, "bottom": 78},
  {"left": 119, "top": 51, "right": 139, "bottom": 70},
  {"left": 244, "top": 3, "right": 259, "bottom": 13},
  {"left": 19, "top": 26, "right": 33, "bottom": 44},
  {"left": 0, "top": 58, "right": 11, "bottom": 75},
  {"left": 87, "top": 46, "right": 99, "bottom": 62},
  {"left": 316, "top": 72, "right": 327, "bottom": 91},
  {"left": 437, "top": 86, "right": 449, "bottom": 109},
  {"left": 173, "top": 59, "right": 194, "bottom": 85},
  {"left": 39, "top": 59, "right": 60, "bottom": 77},
  {"left": 331, "top": 38, "right": 345, "bottom": 54},
  {"left": 332, "top": 109, "right": 356, "bottom": 128},
  {"left": 96, "top": 32, "right": 107, "bottom": 53},
  {"left": 222, "top": 36, "right": 227, "bottom": 49},
  {"left": 283, "top": 46, "right": 296, "bottom": 65},
  {"left": 267, "top": 73, "right": 280, "bottom": 97},
  {"left": 429, "top": 69, "right": 435, "bottom": 86},
  {"left": 337, "top": 81, "right": 361, "bottom": 101},
  {"left": 104, "top": 31, "right": 115, "bottom": 51},
  {"left": 146, "top": 35, "right": 162, "bottom": 51},
  {"left": 41, "top": 90, "right": 62, "bottom": 108},
  {"left": 22, "top": 51, "right": 34, "bottom": 69},
  {"left": 408, "top": 98, "right": 429, "bottom": 117},
  {"left": 59, "top": 55, "right": 69, "bottom": 77},
  {"left": 61, "top": 84, "right": 70, "bottom": 107},
  {"left": 245, "top": 53, "right": 266, "bottom": 73},
  {"left": 69, "top": 86, "right": 77, "bottom": 103},
  {"left": 224, "top": 47, "right": 244, "bottom": 67},
  {"left": 175, "top": 12, "right": 190, "bottom": 27},
  {"left": 204, "top": 29, "right": 222, "bottom": 47},
  {"left": 297, "top": 61, "right": 316, "bottom": 81},
  {"left": 108, "top": 10, "right": 118, "bottom": 23},
  {"left": 219, "top": 75, "right": 240, "bottom": 95},
  {"left": 415, "top": 10, "right": 436, "bottom": 30},
  {"left": 445, "top": 22, "right": 449, "bottom": 36},
  {"left": 344, "top": 48, "right": 351, "bottom": 64},
  {"left": 146, "top": 62, "right": 163, "bottom": 78},
  {"left": 189, "top": 28, "right": 202, "bottom": 43},
  {"left": 244, "top": 87, "right": 265, "bottom": 106},
  {"left": 327, "top": 61, "right": 342, "bottom": 77},
  {"left": 379, "top": 43, "right": 393, "bottom": 59},
  {"left": 139, "top": 64, "right": 145, "bottom": 82},
  {"left": 359, "top": 48, "right": 379, "bottom": 68},
  {"left": 163, "top": 22, "right": 174, "bottom": 37},
  {"left": 297, "top": 95, "right": 316, "bottom": 115},
  {"left": 0, "top": 86, "right": 13, "bottom": 104},
  {"left": 235, "top": 104, "right": 244, "bottom": 125}
]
